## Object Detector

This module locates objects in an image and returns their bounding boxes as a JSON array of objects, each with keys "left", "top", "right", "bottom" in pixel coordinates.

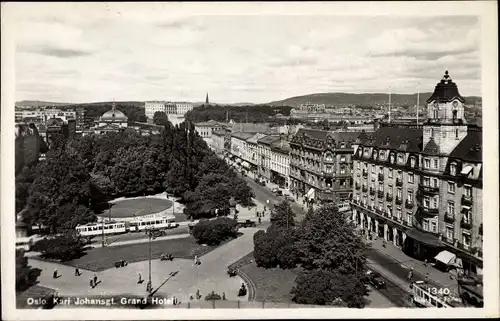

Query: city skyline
[{"left": 12, "top": 4, "right": 482, "bottom": 104}]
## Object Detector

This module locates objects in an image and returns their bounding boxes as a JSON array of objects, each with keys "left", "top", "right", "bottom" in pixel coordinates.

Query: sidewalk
[{"left": 369, "top": 238, "right": 460, "bottom": 297}]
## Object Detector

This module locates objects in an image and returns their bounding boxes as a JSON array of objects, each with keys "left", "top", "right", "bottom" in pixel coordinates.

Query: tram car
[
  {"left": 75, "top": 221, "right": 127, "bottom": 237},
  {"left": 409, "top": 281, "right": 463, "bottom": 308},
  {"left": 127, "top": 215, "right": 178, "bottom": 232}
]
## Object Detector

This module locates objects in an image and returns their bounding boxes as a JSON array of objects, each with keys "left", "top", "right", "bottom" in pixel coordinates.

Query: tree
[
  {"left": 192, "top": 217, "right": 238, "bottom": 245},
  {"left": 16, "top": 249, "right": 40, "bottom": 291},
  {"left": 31, "top": 234, "right": 87, "bottom": 261},
  {"left": 295, "top": 204, "right": 367, "bottom": 274},
  {"left": 291, "top": 268, "right": 367, "bottom": 307},
  {"left": 153, "top": 111, "right": 169, "bottom": 126},
  {"left": 270, "top": 201, "right": 296, "bottom": 229},
  {"left": 15, "top": 165, "right": 36, "bottom": 213},
  {"left": 253, "top": 224, "right": 298, "bottom": 269}
]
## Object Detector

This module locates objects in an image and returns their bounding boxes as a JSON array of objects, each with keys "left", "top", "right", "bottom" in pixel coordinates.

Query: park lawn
[
  {"left": 60, "top": 236, "right": 217, "bottom": 272},
  {"left": 108, "top": 198, "right": 173, "bottom": 218},
  {"left": 234, "top": 253, "right": 300, "bottom": 303}
]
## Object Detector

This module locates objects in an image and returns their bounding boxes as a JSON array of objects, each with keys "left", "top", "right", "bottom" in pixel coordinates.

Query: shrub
[
  {"left": 204, "top": 291, "right": 222, "bottom": 301},
  {"left": 31, "top": 234, "right": 86, "bottom": 261},
  {"left": 192, "top": 217, "right": 238, "bottom": 246}
]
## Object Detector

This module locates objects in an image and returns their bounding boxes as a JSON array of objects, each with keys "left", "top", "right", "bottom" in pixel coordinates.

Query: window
[
  {"left": 371, "top": 165, "right": 376, "bottom": 173},
  {"left": 408, "top": 172, "right": 414, "bottom": 183},
  {"left": 447, "top": 202, "right": 455, "bottom": 216},
  {"left": 430, "top": 221, "right": 437, "bottom": 233},
  {"left": 388, "top": 169, "right": 393, "bottom": 178},
  {"left": 462, "top": 233, "right": 471, "bottom": 249},
  {"left": 388, "top": 185, "right": 393, "bottom": 195},
  {"left": 396, "top": 207, "right": 402, "bottom": 219},
  {"left": 433, "top": 159, "right": 439, "bottom": 169},
  {"left": 423, "top": 219, "right": 429, "bottom": 231},
  {"left": 397, "top": 188, "right": 402, "bottom": 198},
  {"left": 379, "top": 151, "right": 385, "bottom": 159},
  {"left": 397, "top": 154, "right": 404, "bottom": 163},
  {"left": 424, "top": 196, "right": 430, "bottom": 208},
  {"left": 410, "top": 157, "right": 416, "bottom": 167},
  {"left": 340, "top": 156, "right": 346, "bottom": 162},
  {"left": 397, "top": 170, "right": 402, "bottom": 180},
  {"left": 357, "top": 162, "right": 360, "bottom": 169},
  {"left": 340, "top": 167, "right": 346, "bottom": 174},
  {"left": 446, "top": 225, "right": 454, "bottom": 241},
  {"left": 378, "top": 182, "right": 383, "bottom": 191},
  {"left": 324, "top": 152, "right": 333, "bottom": 162},
  {"left": 423, "top": 176, "right": 430, "bottom": 186},
  {"left": 390, "top": 155, "right": 395, "bottom": 164},
  {"left": 379, "top": 166, "right": 384, "bottom": 174},
  {"left": 370, "top": 200, "right": 375, "bottom": 209},
  {"left": 408, "top": 190, "right": 414, "bottom": 203},
  {"left": 432, "top": 197, "right": 439, "bottom": 209},
  {"left": 463, "top": 210, "right": 471, "bottom": 224},
  {"left": 406, "top": 212, "right": 412, "bottom": 225},
  {"left": 464, "top": 185, "right": 472, "bottom": 197},
  {"left": 325, "top": 165, "right": 333, "bottom": 173},
  {"left": 455, "top": 128, "right": 459, "bottom": 139},
  {"left": 379, "top": 201, "right": 383, "bottom": 211},
  {"left": 432, "top": 178, "right": 439, "bottom": 188},
  {"left": 340, "top": 142, "right": 346, "bottom": 148},
  {"left": 448, "top": 182, "right": 455, "bottom": 194},
  {"left": 370, "top": 183, "right": 374, "bottom": 190}
]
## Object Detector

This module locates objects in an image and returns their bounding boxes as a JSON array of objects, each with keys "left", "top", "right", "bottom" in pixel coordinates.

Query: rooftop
[
  {"left": 426, "top": 71, "right": 465, "bottom": 104},
  {"left": 449, "top": 130, "right": 482, "bottom": 162},
  {"left": 357, "top": 127, "right": 423, "bottom": 153},
  {"left": 257, "top": 135, "right": 280, "bottom": 146}
]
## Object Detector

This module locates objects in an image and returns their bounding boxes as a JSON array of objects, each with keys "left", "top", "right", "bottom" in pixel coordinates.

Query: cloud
[{"left": 19, "top": 44, "right": 93, "bottom": 58}]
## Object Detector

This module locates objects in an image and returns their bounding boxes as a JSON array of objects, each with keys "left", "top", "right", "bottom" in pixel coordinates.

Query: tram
[
  {"left": 127, "top": 215, "right": 178, "bottom": 232},
  {"left": 409, "top": 281, "right": 463, "bottom": 308},
  {"left": 75, "top": 221, "right": 127, "bottom": 237}
]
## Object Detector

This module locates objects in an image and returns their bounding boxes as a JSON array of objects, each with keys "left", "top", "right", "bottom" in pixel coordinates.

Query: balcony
[
  {"left": 396, "top": 178, "right": 403, "bottom": 187},
  {"left": 369, "top": 188, "right": 376, "bottom": 196},
  {"left": 386, "top": 194, "right": 393, "bottom": 202},
  {"left": 405, "top": 200, "right": 414, "bottom": 209},
  {"left": 444, "top": 212, "right": 455, "bottom": 223},
  {"left": 395, "top": 197, "right": 403, "bottom": 205},
  {"left": 355, "top": 184, "right": 361, "bottom": 190},
  {"left": 378, "top": 173, "right": 384, "bottom": 181},
  {"left": 362, "top": 169, "right": 368, "bottom": 177},
  {"left": 461, "top": 194, "right": 473, "bottom": 206},
  {"left": 377, "top": 190, "right": 384, "bottom": 198},
  {"left": 362, "top": 186, "right": 368, "bottom": 193},
  {"left": 418, "top": 185, "right": 439, "bottom": 195},
  {"left": 418, "top": 206, "right": 439, "bottom": 217},
  {"left": 460, "top": 219, "right": 472, "bottom": 230}
]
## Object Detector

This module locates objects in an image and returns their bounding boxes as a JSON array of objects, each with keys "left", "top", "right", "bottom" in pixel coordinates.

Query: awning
[
  {"left": 461, "top": 165, "right": 473, "bottom": 175},
  {"left": 434, "top": 250, "right": 457, "bottom": 265},
  {"left": 306, "top": 188, "right": 315, "bottom": 200},
  {"left": 405, "top": 229, "right": 443, "bottom": 247},
  {"left": 241, "top": 161, "right": 250, "bottom": 168}
]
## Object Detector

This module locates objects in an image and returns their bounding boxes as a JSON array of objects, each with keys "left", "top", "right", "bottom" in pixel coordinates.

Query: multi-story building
[
  {"left": 298, "top": 103, "right": 326, "bottom": 113},
  {"left": 194, "top": 120, "right": 228, "bottom": 139},
  {"left": 230, "top": 132, "right": 254, "bottom": 167},
  {"left": 350, "top": 71, "right": 482, "bottom": 277},
  {"left": 257, "top": 135, "right": 280, "bottom": 182},
  {"left": 15, "top": 109, "right": 76, "bottom": 125},
  {"left": 289, "top": 129, "right": 360, "bottom": 203},
  {"left": 144, "top": 101, "right": 166, "bottom": 119},
  {"left": 270, "top": 137, "right": 291, "bottom": 188},
  {"left": 165, "top": 102, "right": 177, "bottom": 115},
  {"left": 210, "top": 130, "right": 226, "bottom": 155},
  {"left": 45, "top": 117, "right": 77, "bottom": 148},
  {"left": 175, "top": 102, "right": 194, "bottom": 115},
  {"left": 75, "top": 107, "right": 86, "bottom": 133},
  {"left": 92, "top": 103, "right": 128, "bottom": 135},
  {"left": 245, "top": 133, "right": 267, "bottom": 173},
  {"left": 15, "top": 123, "right": 42, "bottom": 174}
]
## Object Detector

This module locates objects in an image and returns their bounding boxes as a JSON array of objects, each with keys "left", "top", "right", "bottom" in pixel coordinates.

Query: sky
[{"left": 11, "top": 3, "right": 482, "bottom": 104}]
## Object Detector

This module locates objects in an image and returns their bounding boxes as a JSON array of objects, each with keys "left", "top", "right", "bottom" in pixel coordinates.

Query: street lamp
[{"left": 145, "top": 227, "right": 157, "bottom": 294}]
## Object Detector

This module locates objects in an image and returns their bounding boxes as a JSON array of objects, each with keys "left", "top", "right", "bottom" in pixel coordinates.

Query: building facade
[
  {"left": 350, "top": 71, "right": 482, "bottom": 276},
  {"left": 92, "top": 103, "right": 128, "bottom": 135},
  {"left": 194, "top": 120, "right": 227, "bottom": 139},
  {"left": 15, "top": 109, "right": 76, "bottom": 125},
  {"left": 15, "top": 123, "right": 42, "bottom": 174},
  {"left": 270, "top": 137, "right": 291, "bottom": 188},
  {"left": 144, "top": 101, "right": 165, "bottom": 119},
  {"left": 230, "top": 132, "right": 254, "bottom": 166},
  {"left": 165, "top": 102, "right": 177, "bottom": 115},
  {"left": 176, "top": 102, "right": 194, "bottom": 115},
  {"left": 289, "top": 129, "right": 360, "bottom": 203},
  {"left": 245, "top": 133, "right": 266, "bottom": 173},
  {"left": 257, "top": 136, "right": 280, "bottom": 182}
]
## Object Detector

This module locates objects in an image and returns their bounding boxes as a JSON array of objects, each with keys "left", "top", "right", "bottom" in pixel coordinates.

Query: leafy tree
[
  {"left": 253, "top": 230, "right": 278, "bottom": 268},
  {"left": 270, "top": 201, "right": 296, "bottom": 229},
  {"left": 16, "top": 249, "right": 40, "bottom": 291},
  {"left": 291, "top": 268, "right": 367, "bottom": 307},
  {"left": 31, "top": 234, "right": 87, "bottom": 261},
  {"left": 192, "top": 217, "right": 238, "bottom": 245},
  {"left": 153, "top": 111, "right": 169, "bottom": 126},
  {"left": 15, "top": 165, "right": 36, "bottom": 213},
  {"left": 295, "top": 204, "right": 367, "bottom": 274},
  {"left": 253, "top": 225, "right": 298, "bottom": 269}
]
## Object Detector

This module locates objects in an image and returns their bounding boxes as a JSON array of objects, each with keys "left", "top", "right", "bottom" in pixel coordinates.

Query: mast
[{"left": 388, "top": 86, "right": 392, "bottom": 123}]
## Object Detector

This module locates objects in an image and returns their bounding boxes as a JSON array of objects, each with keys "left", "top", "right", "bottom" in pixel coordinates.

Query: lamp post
[{"left": 145, "top": 227, "right": 157, "bottom": 294}]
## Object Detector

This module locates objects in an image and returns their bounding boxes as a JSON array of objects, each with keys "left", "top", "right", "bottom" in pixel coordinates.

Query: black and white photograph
[{"left": 1, "top": 1, "right": 498, "bottom": 320}]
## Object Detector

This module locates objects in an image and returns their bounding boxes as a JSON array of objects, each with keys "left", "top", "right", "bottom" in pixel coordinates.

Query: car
[
  {"left": 259, "top": 180, "right": 266, "bottom": 187},
  {"left": 365, "top": 270, "right": 386, "bottom": 289},
  {"left": 237, "top": 220, "right": 257, "bottom": 228},
  {"left": 275, "top": 190, "right": 283, "bottom": 196}
]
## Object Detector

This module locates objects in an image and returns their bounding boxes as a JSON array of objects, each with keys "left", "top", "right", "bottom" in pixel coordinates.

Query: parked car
[
  {"left": 237, "top": 219, "right": 257, "bottom": 228},
  {"left": 365, "top": 270, "right": 386, "bottom": 289}
]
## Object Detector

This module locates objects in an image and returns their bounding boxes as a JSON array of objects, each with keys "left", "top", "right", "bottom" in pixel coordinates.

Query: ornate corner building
[{"left": 351, "top": 71, "right": 482, "bottom": 276}]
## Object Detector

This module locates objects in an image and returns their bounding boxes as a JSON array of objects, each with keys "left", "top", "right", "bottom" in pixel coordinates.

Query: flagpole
[{"left": 416, "top": 83, "right": 420, "bottom": 125}]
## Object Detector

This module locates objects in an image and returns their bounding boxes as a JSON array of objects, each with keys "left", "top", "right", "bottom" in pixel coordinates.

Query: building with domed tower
[
  {"left": 350, "top": 71, "right": 482, "bottom": 281},
  {"left": 92, "top": 101, "right": 128, "bottom": 135}
]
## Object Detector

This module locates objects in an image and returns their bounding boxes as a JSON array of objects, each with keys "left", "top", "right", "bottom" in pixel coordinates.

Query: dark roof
[
  {"left": 258, "top": 135, "right": 280, "bottom": 146},
  {"left": 46, "top": 117, "right": 64, "bottom": 126},
  {"left": 295, "top": 128, "right": 329, "bottom": 140},
  {"left": 271, "top": 140, "right": 291, "bottom": 153},
  {"left": 422, "top": 137, "right": 439, "bottom": 155},
  {"left": 426, "top": 71, "right": 465, "bottom": 103},
  {"left": 449, "top": 130, "right": 482, "bottom": 162},
  {"left": 357, "top": 127, "right": 423, "bottom": 153},
  {"left": 231, "top": 132, "right": 254, "bottom": 140}
]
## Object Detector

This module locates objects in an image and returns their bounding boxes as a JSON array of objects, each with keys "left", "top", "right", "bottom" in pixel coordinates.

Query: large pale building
[
  {"left": 350, "top": 71, "right": 483, "bottom": 281},
  {"left": 144, "top": 101, "right": 166, "bottom": 119},
  {"left": 175, "top": 102, "right": 194, "bottom": 115}
]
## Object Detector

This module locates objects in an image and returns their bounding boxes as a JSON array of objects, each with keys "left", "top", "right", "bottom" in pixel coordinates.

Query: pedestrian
[
  {"left": 75, "top": 268, "right": 80, "bottom": 276},
  {"left": 196, "top": 289, "right": 201, "bottom": 300},
  {"left": 53, "top": 268, "right": 58, "bottom": 279},
  {"left": 425, "top": 273, "right": 429, "bottom": 281},
  {"left": 194, "top": 255, "right": 198, "bottom": 266},
  {"left": 408, "top": 270, "right": 413, "bottom": 281},
  {"left": 222, "top": 292, "right": 226, "bottom": 300},
  {"left": 138, "top": 273, "right": 142, "bottom": 283},
  {"left": 93, "top": 273, "right": 98, "bottom": 285},
  {"left": 89, "top": 278, "right": 94, "bottom": 288},
  {"left": 258, "top": 217, "right": 261, "bottom": 224},
  {"left": 424, "top": 258, "right": 428, "bottom": 267}
]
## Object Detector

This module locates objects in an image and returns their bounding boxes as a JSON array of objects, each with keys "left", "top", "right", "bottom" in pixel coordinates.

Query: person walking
[
  {"left": 53, "top": 268, "right": 58, "bottom": 279},
  {"left": 222, "top": 292, "right": 226, "bottom": 300},
  {"left": 93, "top": 274, "right": 98, "bottom": 286},
  {"left": 138, "top": 273, "right": 142, "bottom": 283},
  {"left": 75, "top": 268, "right": 80, "bottom": 276},
  {"left": 194, "top": 255, "right": 198, "bottom": 266},
  {"left": 89, "top": 278, "right": 94, "bottom": 288}
]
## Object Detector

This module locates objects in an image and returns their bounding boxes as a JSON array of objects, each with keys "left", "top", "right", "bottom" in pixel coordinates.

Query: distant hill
[
  {"left": 268, "top": 93, "right": 482, "bottom": 107},
  {"left": 15, "top": 100, "right": 72, "bottom": 107}
]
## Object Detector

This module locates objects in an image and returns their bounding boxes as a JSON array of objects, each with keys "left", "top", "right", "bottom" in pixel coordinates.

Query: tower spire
[
  {"left": 206, "top": 92, "right": 209, "bottom": 104},
  {"left": 388, "top": 86, "right": 392, "bottom": 123}
]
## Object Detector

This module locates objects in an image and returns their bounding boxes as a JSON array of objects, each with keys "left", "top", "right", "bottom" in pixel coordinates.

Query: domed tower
[{"left": 423, "top": 71, "right": 468, "bottom": 155}]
